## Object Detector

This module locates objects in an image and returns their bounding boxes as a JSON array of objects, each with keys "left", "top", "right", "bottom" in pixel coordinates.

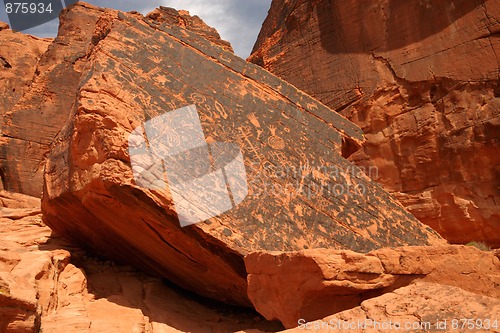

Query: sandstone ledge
[{"left": 245, "top": 246, "right": 500, "bottom": 328}]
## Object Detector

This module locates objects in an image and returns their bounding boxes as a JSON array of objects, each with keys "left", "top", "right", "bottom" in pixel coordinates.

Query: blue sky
[{"left": 0, "top": 0, "right": 271, "bottom": 58}]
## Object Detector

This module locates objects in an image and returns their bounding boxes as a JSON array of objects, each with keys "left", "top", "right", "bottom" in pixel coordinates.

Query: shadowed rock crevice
[{"left": 0, "top": 56, "right": 12, "bottom": 68}]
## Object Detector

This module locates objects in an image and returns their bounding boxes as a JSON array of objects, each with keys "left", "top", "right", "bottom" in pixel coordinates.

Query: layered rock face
[
  {"left": 35, "top": 3, "right": 445, "bottom": 307},
  {"left": 249, "top": 0, "right": 500, "bottom": 247},
  {"left": 245, "top": 246, "right": 500, "bottom": 327},
  {"left": 0, "top": 24, "right": 51, "bottom": 194}
]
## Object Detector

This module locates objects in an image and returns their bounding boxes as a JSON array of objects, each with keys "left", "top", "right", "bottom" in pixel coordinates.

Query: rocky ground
[
  {"left": 1, "top": 191, "right": 499, "bottom": 332},
  {"left": 0, "top": 191, "right": 284, "bottom": 333}
]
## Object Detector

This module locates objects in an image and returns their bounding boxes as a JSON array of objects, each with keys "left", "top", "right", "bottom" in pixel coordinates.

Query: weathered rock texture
[
  {"left": 1, "top": 8, "right": 93, "bottom": 197},
  {"left": 0, "top": 190, "right": 284, "bottom": 333},
  {"left": 245, "top": 246, "right": 500, "bottom": 328},
  {"left": 283, "top": 282, "right": 500, "bottom": 332},
  {"left": 249, "top": 0, "right": 500, "bottom": 247},
  {"left": 38, "top": 3, "right": 444, "bottom": 307},
  {"left": 146, "top": 6, "right": 233, "bottom": 52},
  {"left": 0, "top": 23, "right": 50, "bottom": 118},
  {"left": 0, "top": 24, "right": 51, "bottom": 194}
]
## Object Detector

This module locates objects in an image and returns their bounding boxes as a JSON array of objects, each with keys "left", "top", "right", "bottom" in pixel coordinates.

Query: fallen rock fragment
[
  {"left": 283, "top": 282, "right": 500, "bottom": 332},
  {"left": 245, "top": 246, "right": 500, "bottom": 328}
]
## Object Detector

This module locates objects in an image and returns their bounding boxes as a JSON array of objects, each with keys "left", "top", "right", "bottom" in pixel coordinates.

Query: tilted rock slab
[
  {"left": 245, "top": 246, "right": 500, "bottom": 328},
  {"left": 249, "top": 0, "right": 500, "bottom": 247},
  {"left": 42, "top": 3, "right": 443, "bottom": 306},
  {"left": 0, "top": 6, "right": 230, "bottom": 198}
]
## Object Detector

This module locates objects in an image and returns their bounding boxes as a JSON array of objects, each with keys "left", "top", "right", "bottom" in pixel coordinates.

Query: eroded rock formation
[
  {"left": 249, "top": 0, "right": 500, "bottom": 247},
  {"left": 36, "top": 3, "right": 446, "bottom": 307},
  {"left": 0, "top": 2, "right": 498, "bottom": 331}
]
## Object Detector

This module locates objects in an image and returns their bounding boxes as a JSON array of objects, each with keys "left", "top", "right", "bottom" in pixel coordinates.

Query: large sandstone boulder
[
  {"left": 245, "top": 246, "right": 500, "bottom": 328},
  {"left": 39, "top": 3, "right": 443, "bottom": 307},
  {"left": 249, "top": 0, "right": 500, "bottom": 247}
]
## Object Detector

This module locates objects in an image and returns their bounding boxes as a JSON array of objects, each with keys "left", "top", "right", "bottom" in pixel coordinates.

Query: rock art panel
[{"left": 39, "top": 3, "right": 443, "bottom": 306}]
